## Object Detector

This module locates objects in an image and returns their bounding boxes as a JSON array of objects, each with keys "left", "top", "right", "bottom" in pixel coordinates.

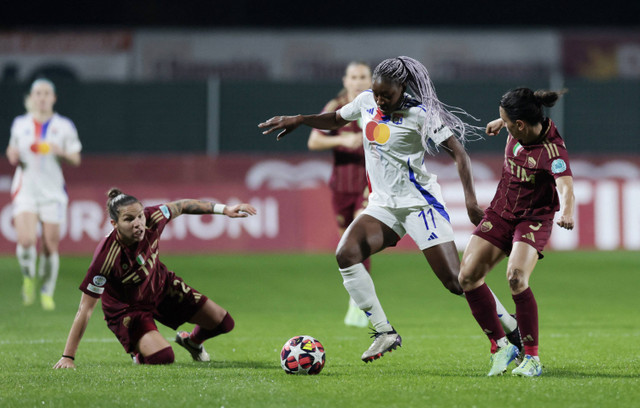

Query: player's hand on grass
[
  {"left": 224, "top": 203, "right": 257, "bottom": 218},
  {"left": 485, "top": 119, "right": 504, "bottom": 136},
  {"left": 259, "top": 115, "right": 303, "bottom": 141},
  {"left": 53, "top": 356, "right": 76, "bottom": 370},
  {"left": 556, "top": 214, "right": 574, "bottom": 230}
]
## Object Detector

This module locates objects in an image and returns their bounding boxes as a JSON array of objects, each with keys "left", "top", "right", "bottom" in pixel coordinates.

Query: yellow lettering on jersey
[{"left": 508, "top": 159, "right": 535, "bottom": 184}]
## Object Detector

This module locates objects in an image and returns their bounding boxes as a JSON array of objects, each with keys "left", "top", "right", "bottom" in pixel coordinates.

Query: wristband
[
  {"left": 213, "top": 204, "right": 226, "bottom": 214},
  {"left": 62, "top": 354, "right": 75, "bottom": 360}
]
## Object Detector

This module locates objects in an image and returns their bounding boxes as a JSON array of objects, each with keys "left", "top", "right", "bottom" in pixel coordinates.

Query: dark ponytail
[
  {"left": 500, "top": 88, "right": 567, "bottom": 125},
  {"left": 106, "top": 188, "right": 140, "bottom": 221}
]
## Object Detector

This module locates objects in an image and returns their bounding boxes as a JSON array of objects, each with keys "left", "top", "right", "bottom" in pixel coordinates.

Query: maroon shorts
[
  {"left": 473, "top": 210, "right": 553, "bottom": 259},
  {"left": 332, "top": 189, "right": 368, "bottom": 230},
  {"left": 106, "top": 273, "right": 208, "bottom": 353}
]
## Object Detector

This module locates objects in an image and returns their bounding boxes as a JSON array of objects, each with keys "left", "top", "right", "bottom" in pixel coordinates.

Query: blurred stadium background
[{"left": 0, "top": 2, "right": 639, "bottom": 255}]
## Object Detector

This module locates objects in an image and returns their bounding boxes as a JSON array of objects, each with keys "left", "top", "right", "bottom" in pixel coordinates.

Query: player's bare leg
[
  {"left": 14, "top": 212, "right": 38, "bottom": 306},
  {"left": 176, "top": 299, "right": 235, "bottom": 362},
  {"left": 39, "top": 222, "right": 61, "bottom": 310},
  {"left": 136, "top": 330, "right": 175, "bottom": 365},
  {"left": 336, "top": 214, "right": 402, "bottom": 362}
]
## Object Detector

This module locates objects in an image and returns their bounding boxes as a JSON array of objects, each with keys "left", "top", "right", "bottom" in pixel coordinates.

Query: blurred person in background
[
  {"left": 458, "top": 88, "right": 575, "bottom": 377},
  {"left": 6, "top": 78, "right": 82, "bottom": 311},
  {"left": 307, "top": 61, "right": 372, "bottom": 328},
  {"left": 54, "top": 188, "right": 257, "bottom": 368},
  {"left": 261, "top": 56, "right": 522, "bottom": 363}
]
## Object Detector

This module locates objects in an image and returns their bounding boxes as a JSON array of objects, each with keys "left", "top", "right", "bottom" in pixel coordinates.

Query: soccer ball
[{"left": 280, "top": 335, "right": 325, "bottom": 375}]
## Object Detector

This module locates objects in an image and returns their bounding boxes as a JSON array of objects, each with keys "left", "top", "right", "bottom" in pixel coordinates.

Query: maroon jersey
[
  {"left": 488, "top": 118, "right": 572, "bottom": 221},
  {"left": 80, "top": 205, "right": 197, "bottom": 321},
  {"left": 319, "top": 94, "right": 368, "bottom": 193}
]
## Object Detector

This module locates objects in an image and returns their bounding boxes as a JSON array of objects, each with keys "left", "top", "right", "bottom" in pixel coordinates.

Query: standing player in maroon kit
[
  {"left": 53, "top": 188, "right": 257, "bottom": 368},
  {"left": 458, "top": 88, "right": 575, "bottom": 377},
  {"left": 308, "top": 61, "right": 372, "bottom": 327}
]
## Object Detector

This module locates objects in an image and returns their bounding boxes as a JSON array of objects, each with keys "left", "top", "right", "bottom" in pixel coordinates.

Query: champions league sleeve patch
[
  {"left": 159, "top": 205, "right": 171, "bottom": 219},
  {"left": 87, "top": 275, "right": 106, "bottom": 294},
  {"left": 551, "top": 158, "right": 567, "bottom": 174}
]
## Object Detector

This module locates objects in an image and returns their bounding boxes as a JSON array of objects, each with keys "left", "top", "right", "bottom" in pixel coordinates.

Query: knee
[
  {"left": 218, "top": 312, "right": 235, "bottom": 334},
  {"left": 458, "top": 270, "right": 479, "bottom": 292},
  {"left": 443, "top": 274, "right": 463, "bottom": 295},
  {"left": 335, "top": 244, "right": 362, "bottom": 269},
  {"left": 143, "top": 346, "right": 175, "bottom": 365},
  {"left": 507, "top": 268, "right": 527, "bottom": 292},
  {"left": 17, "top": 238, "right": 36, "bottom": 248}
]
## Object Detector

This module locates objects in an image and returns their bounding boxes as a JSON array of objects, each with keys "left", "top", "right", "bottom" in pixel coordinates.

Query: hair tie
[{"left": 111, "top": 194, "right": 127, "bottom": 204}]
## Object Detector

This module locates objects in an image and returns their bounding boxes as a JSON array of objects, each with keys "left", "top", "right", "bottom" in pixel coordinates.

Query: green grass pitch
[{"left": 0, "top": 251, "right": 638, "bottom": 407}]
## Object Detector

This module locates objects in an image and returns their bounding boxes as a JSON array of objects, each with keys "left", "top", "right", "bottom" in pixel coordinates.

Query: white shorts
[
  {"left": 361, "top": 203, "right": 454, "bottom": 250},
  {"left": 12, "top": 192, "right": 67, "bottom": 224}
]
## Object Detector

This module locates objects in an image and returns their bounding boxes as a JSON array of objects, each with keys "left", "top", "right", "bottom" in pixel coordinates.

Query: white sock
[
  {"left": 496, "top": 336, "right": 509, "bottom": 349},
  {"left": 340, "top": 263, "right": 392, "bottom": 332},
  {"left": 16, "top": 245, "right": 36, "bottom": 278},
  {"left": 348, "top": 297, "right": 359, "bottom": 308},
  {"left": 490, "top": 289, "right": 518, "bottom": 333},
  {"left": 39, "top": 253, "right": 59, "bottom": 297}
]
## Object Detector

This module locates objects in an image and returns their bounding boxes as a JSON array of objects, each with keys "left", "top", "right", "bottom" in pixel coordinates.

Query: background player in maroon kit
[
  {"left": 458, "top": 88, "right": 575, "bottom": 377},
  {"left": 53, "top": 188, "right": 257, "bottom": 368},
  {"left": 307, "top": 61, "right": 372, "bottom": 327}
]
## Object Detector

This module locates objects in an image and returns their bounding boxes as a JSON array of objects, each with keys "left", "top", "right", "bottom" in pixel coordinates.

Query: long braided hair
[{"left": 372, "top": 56, "right": 483, "bottom": 153}]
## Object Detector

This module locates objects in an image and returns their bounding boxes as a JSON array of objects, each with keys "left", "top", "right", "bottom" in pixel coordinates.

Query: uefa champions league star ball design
[{"left": 280, "top": 335, "right": 325, "bottom": 375}]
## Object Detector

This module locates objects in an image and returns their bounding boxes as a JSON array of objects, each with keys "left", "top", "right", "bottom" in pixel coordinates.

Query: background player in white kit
[
  {"left": 6, "top": 78, "right": 82, "bottom": 310},
  {"left": 260, "top": 56, "right": 522, "bottom": 363}
]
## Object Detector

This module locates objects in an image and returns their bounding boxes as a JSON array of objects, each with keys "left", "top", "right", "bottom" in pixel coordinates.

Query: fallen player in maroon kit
[{"left": 54, "top": 188, "right": 256, "bottom": 368}]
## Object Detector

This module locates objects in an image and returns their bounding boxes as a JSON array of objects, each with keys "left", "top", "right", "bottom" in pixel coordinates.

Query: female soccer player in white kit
[
  {"left": 6, "top": 78, "right": 82, "bottom": 310},
  {"left": 260, "top": 56, "right": 522, "bottom": 363}
]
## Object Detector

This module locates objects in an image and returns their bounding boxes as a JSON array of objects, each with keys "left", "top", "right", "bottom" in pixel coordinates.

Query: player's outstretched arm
[
  {"left": 486, "top": 118, "right": 505, "bottom": 136},
  {"left": 166, "top": 200, "right": 257, "bottom": 219},
  {"left": 53, "top": 293, "right": 99, "bottom": 369},
  {"left": 556, "top": 176, "right": 575, "bottom": 230},
  {"left": 441, "top": 136, "right": 484, "bottom": 226},
  {"left": 259, "top": 112, "right": 349, "bottom": 141}
]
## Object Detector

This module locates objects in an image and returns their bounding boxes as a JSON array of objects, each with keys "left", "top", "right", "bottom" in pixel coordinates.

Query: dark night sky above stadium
[{"left": 2, "top": 0, "right": 639, "bottom": 28}]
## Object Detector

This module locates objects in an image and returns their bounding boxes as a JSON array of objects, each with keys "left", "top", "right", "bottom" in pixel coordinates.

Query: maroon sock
[
  {"left": 362, "top": 258, "right": 371, "bottom": 274},
  {"left": 191, "top": 312, "right": 235, "bottom": 344},
  {"left": 142, "top": 347, "right": 175, "bottom": 365},
  {"left": 464, "top": 283, "right": 506, "bottom": 342},
  {"left": 512, "top": 287, "right": 539, "bottom": 356}
]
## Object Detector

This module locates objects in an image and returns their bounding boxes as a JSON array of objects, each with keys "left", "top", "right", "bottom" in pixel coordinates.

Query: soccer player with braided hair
[
  {"left": 54, "top": 188, "right": 256, "bottom": 368},
  {"left": 260, "top": 56, "right": 522, "bottom": 363},
  {"left": 458, "top": 88, "right": 575, "bottom": 377}
]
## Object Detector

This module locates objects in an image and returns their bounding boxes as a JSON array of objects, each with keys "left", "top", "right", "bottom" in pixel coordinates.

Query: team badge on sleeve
[
  {"left": 551, "top": 159, "right": 567, "bottom": 174},
  {"left": 87, "top": 275, "right": 107, "bottom": 294},
  {"left": 93, "top": 275, "right": 107, "bottom": 286},
  {"left": 160, "top": 205, "right": 171, "bottom": 219}
]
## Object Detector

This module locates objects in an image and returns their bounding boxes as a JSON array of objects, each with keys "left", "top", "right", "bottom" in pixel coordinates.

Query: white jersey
[
  {"left": 9, "top": 113, "right": 81, "bottom": 202},
  {"left": 339, "top": 90, "right": 454, "bottom": 211}
]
